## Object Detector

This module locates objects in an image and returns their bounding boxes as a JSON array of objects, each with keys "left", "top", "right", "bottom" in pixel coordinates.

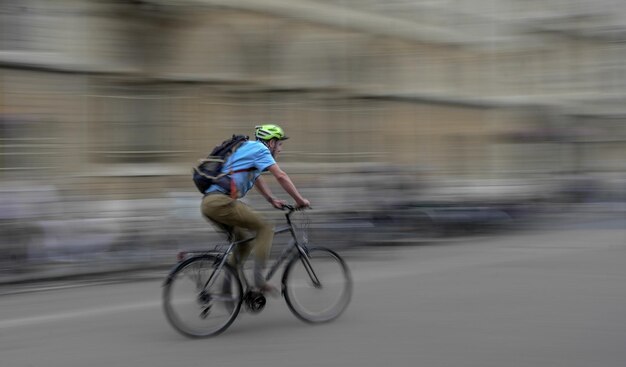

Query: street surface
[{"left": 1, "top": 220, "right": 625, "bottom": 367}]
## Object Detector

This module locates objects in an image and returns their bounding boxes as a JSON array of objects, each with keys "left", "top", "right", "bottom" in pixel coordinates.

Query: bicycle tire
[
  {"left": 163, "top": 254, "right": 242, "bottom": 338},
  {"left": 282, "top": 247, "right": 352, "bottom": 323}
]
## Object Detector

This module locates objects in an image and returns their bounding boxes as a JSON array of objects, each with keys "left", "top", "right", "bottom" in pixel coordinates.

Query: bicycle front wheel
[
  {"left": 163, "top": 255, "right": 242, "bottom": 338},
  {"left": 282, "top": 247, "right": 352, "bottom": 323}
]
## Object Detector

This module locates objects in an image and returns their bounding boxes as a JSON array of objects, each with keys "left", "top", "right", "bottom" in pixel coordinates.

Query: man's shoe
[{"left": 258, "top": 283, "right": 280, "bottom": 298}]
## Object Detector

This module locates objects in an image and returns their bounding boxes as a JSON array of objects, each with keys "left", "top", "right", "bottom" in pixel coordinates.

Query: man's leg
[
  {"left": 222, "top": 202, "right": 274, "bottom": 288},
  {"left": 201, "top": 195, "right": 275, "bottom": 288},
  {"left": 229, "top": 227, "right": 253, "bottom": 267}
]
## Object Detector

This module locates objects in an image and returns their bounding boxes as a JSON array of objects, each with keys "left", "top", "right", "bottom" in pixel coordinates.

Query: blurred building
[{"left": 1, "top": 0, "right": 625, "bottom": 200}]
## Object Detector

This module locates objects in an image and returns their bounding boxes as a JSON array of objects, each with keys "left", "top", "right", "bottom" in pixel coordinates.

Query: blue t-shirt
[{"left": 206, "top": 141, "right": 276, "bottom": 198}]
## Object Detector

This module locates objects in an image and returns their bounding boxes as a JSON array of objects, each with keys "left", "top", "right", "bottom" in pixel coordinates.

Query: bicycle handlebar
[{"left": 281, "top": 204, "right": 311, "bottom": 212}]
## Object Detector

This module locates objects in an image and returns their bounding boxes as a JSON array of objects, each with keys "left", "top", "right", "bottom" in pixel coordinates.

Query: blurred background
[{"left": 1, "top": 0, "right": 625, "bottom": 278}]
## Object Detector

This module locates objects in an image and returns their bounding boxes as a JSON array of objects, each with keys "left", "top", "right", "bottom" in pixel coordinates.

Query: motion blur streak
[
  {"left": 0, "top": 4, "right": 624, "bottom": 364},
  {"left": 0, "top": 300, "right": 160, "bottom": 329}
]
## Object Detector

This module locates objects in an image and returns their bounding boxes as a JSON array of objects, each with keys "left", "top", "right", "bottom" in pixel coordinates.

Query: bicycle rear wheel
[
  {"left": 163, "top": 255, "right": 242, "bottom": 338},
  {"left": 282, "top": 247, "right": 352, "bottom": 323}
]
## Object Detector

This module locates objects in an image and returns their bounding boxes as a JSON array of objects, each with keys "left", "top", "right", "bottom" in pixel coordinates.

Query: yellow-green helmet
[{"left": 254, "top": 124, "right": 288, "bottom": 141}]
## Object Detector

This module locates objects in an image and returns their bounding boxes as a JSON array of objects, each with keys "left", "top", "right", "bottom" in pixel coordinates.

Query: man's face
[{"left": 268, "top": 139, "right": 283, "bottom": 158}]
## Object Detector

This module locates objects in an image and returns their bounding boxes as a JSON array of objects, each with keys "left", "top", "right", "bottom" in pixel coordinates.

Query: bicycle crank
[{"left": 244, "top": 291, "right": 266, "bottom": 313}]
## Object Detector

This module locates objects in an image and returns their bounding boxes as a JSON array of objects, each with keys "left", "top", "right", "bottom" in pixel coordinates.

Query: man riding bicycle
[{"left": 201, "top": 124, "right": 310, "bottom": 295}]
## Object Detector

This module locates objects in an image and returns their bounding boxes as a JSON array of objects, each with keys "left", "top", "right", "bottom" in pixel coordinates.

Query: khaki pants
[{"left": 201, "top": 194, "right": 274, "bottom": 268}]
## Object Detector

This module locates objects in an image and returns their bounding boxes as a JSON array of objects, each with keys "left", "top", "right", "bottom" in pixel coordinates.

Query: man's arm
[
  {"left": 254, "top": 175, "right": 285, "bottom": 209},
  {"left": 267, "top": 164, "right": 310, "bottom": 208}
]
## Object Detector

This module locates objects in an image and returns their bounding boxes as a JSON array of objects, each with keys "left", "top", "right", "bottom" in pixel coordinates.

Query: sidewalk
[
  {"left": 0, "top": 252, "right": 174, "bottom": 286},
  {"left": 1, "top": 203, "right": 622, "bottom": 287}
]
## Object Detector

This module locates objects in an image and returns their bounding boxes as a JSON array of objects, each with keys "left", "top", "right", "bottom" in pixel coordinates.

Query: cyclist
[{"left": 201, "top": 124, "right": 310, "bottom": 295}]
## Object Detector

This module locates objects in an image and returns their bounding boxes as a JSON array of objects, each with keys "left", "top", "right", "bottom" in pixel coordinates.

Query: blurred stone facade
[{"left": 1, "top": 0, "right": 625, "bottom": 194}]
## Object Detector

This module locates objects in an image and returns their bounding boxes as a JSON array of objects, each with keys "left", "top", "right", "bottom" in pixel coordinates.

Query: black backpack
[{"left": 192, "top": 134, "right": 251, "bottom": 194}]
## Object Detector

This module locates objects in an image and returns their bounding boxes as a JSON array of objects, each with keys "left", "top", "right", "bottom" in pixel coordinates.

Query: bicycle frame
[
  {"left": 163, "top": 204, "right": 351, "bottom": 338},
  {"left": 200, "top": 206, "right": 320, "bottom": 291}
]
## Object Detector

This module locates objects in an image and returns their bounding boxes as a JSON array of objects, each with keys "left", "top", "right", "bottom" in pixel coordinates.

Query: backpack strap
[{"left": 228, "top": 167, "right": 256, "bottom": 199}]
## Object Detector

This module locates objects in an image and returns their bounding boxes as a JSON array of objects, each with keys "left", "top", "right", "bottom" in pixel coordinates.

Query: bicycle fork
[
  {"left": 280, "top": 218, "right": 322, "bottom": 288},
  {"left": 298, "top": 249, "right": 322, "bottom": 288}
]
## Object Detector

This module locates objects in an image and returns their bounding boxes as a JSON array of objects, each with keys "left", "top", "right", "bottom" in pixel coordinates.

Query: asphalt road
[{"left": 1, "top": 223, "right": 625, "bottom": 367}]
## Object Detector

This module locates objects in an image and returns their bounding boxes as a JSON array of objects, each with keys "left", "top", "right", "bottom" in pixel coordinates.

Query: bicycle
[{"left": 162, "top": 205, "right": 352, "bottom": 338}]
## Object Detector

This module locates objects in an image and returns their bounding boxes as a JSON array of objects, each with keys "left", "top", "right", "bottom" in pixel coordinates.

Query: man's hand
[
  {"left": 296, "top": 198, "right": 311, "bottom": 209},
  {"left": 269, "top": 197, "right": 288, "bottom": 209}
]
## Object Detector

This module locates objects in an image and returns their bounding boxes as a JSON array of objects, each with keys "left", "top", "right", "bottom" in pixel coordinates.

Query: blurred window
[{"left": 89, "top": 85, "right": 175, "bottom": 163}]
